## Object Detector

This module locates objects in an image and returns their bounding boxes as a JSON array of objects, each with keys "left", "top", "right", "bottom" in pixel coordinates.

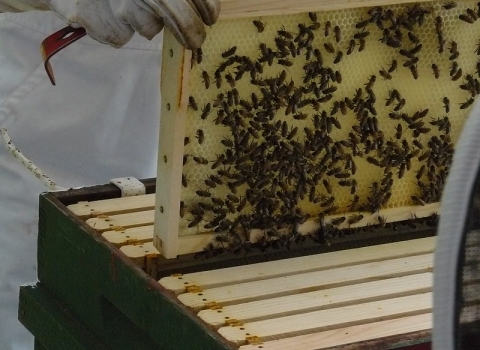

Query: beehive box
[
  {"left": 20, "top": 181, "right": 434, "bottom": 350},
  {"left": 22, "top": 180, "right": 244, "bottom": 350},
  {"left": 19, "top": 0, "right": 480, "bottom": 348}
]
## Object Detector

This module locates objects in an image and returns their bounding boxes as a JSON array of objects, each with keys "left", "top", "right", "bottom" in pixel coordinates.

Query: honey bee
[
  {"left": 407, "top": 32, "right": 419, "bottom": 44},
  {"left": 202, "top": 71, "right": 210, "bottom": 89},
  {"left": 467, "top": 8, "right": 478, "bottom": 21},
  {"left": 416, "top": 165, "right": 426, "bottom": 180},
  {"left": 388, "top": 59, "right": 398, "bottom": 73},
  {"left": 214, "top": 71, "right": 222, "bottom": 88},
  {"left": 443, "top": 2, "right": 457, "bottom": 10},
  {"left": 309, "top": 12, "right": 318, "bottom": 23},
  {"left": 293, "top": 113, "right": 308, "bottom": 120},
  {"left": 451, "top": 68, "right": 463, "bottom": 81},
  {"left": 324, "top": 42, "right": 335, "bottom": 53},
  {"left": 188, "top": 216, "right": 202, "bottom": 228},
  {"left": 395, "top": 124, "right": 403, "bottom": 139},
  {"left": 409, "top": 65, "right": 419, "bottom": 80},
  {"left": 225, "top": 73, "right": 235, "bottom": 88},
  {"left": 181, "top": 174, "right": 188, "bottom": 188},
  {"left": 331, "top": 216, "right": 346, "bottom": 226},
  {"left": 459, "top": 13, "right": 475, "bottom": 23},
  {"left": 277, "top": 26, "right": 293, "bottom": 39},
  {"left": 378, "top": 215, "right": 386, "bottom": 227},
  {"left": 334, "top": 51, "right": 343, "bottom": 64},
  {"left": 411, "top": 195, "right": 426, "bottom": 206},
  {"left": 193, "top": 156, "right": 209, "bottom": 165},
  {"left": 394, "top": 98, "right": 406, "bottom": 111},
  {"left": 354, "top": 30, "right": 370, "bottom": 39},
  {"left": 192, "top": 48, "right": 202, "bottom": 66},
  {"left": 324, "top": 21, "right": 331, "bottom": 37},
  {"left": 431, "top": 64, "right": 440, "bottom": 79},
  {"left": 196, "top": 129, "right": 205, "bottom": 144},
  {"left": 200, "top": 103, "right": 211, "bottom": 120},
  {"left": 347, "top": 39, "right": 356, "bottom": 55},
  {"left": 386, "top": 36, "right": 401, "bottom": 48},
  {"left": 413, "top": 139, "right": 424, "bottom": 149},
  {"left": 379, "top": 68, "right": 392, "bottom": 80},
  {"left": 403, "top": 56, "right": 419, "bottom": 70},
  {"left": 359, "top": 38, "right": 366, "bottom": 52},
  {"left": 253, "top": 20, "right": 266, "bottom": 33},
  {"left": 278, "top": 59, "right": 293, "bottom": 67},
  {"left": 460, "top": 97, "right": 474, "bottom": 109},
  {"left": 179, "top": 201, "right": 186, "bottom": 218},
  {"left": 348, "top": 214, "right": 364, "bottom": 225},
  {"left": 222, "top": 46, "right": 237, "bottom": 58},
  {"left": 323, "top": 179, "right": 333, "bottom": 194},
  {"left": 196, "top": 190, "right": 211, "bottom": 198},
  {"left": 356, "top": 17, "right": 370, "bottom": 29},
  {"left": 188, "top": 96, "right": 198, "bottom": 111},
  {"left": 443, "top": 97, "right": 450, "bottom": 113},
  {"left": 334, "top": 25, "right": 341, "bottom": 43}
]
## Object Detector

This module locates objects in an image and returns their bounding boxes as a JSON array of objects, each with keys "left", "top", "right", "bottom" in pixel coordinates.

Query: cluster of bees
[{"left": 181, "top": 1, "right": 479, "bottom": 258}]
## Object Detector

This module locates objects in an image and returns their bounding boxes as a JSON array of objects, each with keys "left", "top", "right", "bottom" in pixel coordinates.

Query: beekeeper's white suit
[{"left": 0, "top": 1, "right": 220, "bottom": 349}]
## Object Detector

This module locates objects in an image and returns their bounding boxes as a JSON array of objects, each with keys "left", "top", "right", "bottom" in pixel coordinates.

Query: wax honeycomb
[{"left": 180, "top": 0, "right": 478, "bottom": 237}]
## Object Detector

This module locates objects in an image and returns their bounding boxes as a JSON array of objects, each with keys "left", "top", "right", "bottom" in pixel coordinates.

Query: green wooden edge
[
  {"left": 34, "top": 339, "right": 48, "bottom": 350},
  {"left": 19, "top": 284, "right": 110, "bottom": 350},
  {"left": 37, "top": 192, "right": 236, "bottom": 350}
]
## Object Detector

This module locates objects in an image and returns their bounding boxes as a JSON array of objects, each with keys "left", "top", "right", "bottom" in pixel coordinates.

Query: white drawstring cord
[{"left": 0, "top": 128, "right": 66, "bottom": 191}]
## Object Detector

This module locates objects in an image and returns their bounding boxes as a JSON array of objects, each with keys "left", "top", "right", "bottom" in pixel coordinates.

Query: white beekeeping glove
[{"left": 0, "top": 0, "right": 220, "bottom": 49}]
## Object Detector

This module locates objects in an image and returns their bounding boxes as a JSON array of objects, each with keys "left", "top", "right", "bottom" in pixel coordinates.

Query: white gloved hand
[{"left": 0, "top": 0, "right": 220, "bottom": 49}]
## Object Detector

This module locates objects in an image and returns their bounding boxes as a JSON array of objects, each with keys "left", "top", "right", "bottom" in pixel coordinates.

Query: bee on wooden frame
[
  {"left": 253, "top": 20, "right": 266, "bottom": 33},
  {"left": 324, "top": 21, "right": 331, "bottom": 37},
  {"left": 409, "top": 65, "right": 419, "bottom": 80},
  {"left": 200, "top": 103, "right": 211, "bottom": 120},
  {"left": 324, "top": 42, "right": 335, "bottom": 53},
  {"left": 188, "top": 216, "right": 203, "bottom": 229},
  {"left": 378, "top": 215, "right": 387, "bottom": 227},
  {"left": 334, "top": 25, "right": 341, "bottom": 43},
  {"left": 354, "top": 30, "right": 370, "bottom": 40},
  {"left": 359, "top": 38, "right": 366, "bottom": 52},
  {"left": 191, "top": 48, "right": 202, "bottom": 66},
  {"left": 379, "top": 68, "right": 392, "bottom": 80},
  {"left": 459, "top": 98, "right": 474, "bottom": 109},
  {"left": 188, "top": 96, "right": 198, "bottom": 111},
  {"left": 222, "top": 46, "right": 237, "bottom": 58},
  {"left": 459, "top": 13, "right": 475, "bottom": 23},
  {"left": 201, "top": 71, "right": 210, "bottom": 89},
  {"left": 443, "top": 2, "right": 457, "bottom": 10},
  {"left": 182, "top": 173, "right": 190, "bottom": 190},
  {"left": 334, "top": 51, "right": 343, "bottom": 64},
  {"left": 348, "top": 214, "right": 364, "bottom": 225},
  {"left": 443, "top": 97, "right": 450, "bottom": 113},
  {"left": 431, "top": 64, "right": 440, "bottom": 79},
  {"left": 193, "top": 156, "right": 209, "bottom": 165}
]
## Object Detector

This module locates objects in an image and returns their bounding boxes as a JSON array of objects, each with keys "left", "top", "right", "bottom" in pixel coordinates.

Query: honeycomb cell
[{"left": 179, "top": 0, "right": 478, "bottom": 237}]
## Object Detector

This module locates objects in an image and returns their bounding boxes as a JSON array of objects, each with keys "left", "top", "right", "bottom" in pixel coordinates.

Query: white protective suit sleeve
[
  {"left": 0, "top": 0, "right": 220, "bottom": 49},
  {"left": 0, "top": 11, "right": 163, "bottom": 350}
]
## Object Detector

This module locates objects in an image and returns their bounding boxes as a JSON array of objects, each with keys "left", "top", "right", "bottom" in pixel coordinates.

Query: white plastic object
[{"left": 110, "top": 177, "right": 146, "bottom": 197}]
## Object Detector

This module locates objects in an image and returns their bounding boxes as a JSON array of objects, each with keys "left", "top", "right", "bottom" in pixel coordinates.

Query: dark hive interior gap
[{"left": 180, "top": 0, "right": 479, "bottom": 257}]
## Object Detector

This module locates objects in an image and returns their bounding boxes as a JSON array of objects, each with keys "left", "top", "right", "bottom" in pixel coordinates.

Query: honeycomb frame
[{"left": 155, "top": 0, "right": 477, "bottom": 258}]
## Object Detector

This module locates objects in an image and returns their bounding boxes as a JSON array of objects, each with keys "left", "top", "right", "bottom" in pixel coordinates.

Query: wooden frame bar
[
  {"left": 218, "top": 0, "right": 427, "bottom": 19},
  {"left": 154, "top": 31, "right": 192, "bottom": 258}
]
